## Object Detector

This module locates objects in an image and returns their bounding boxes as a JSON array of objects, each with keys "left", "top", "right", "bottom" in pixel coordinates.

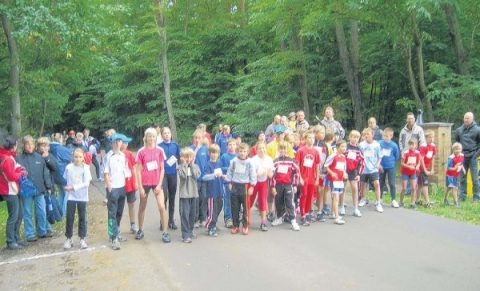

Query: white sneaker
[
  {"left": 353, "top": 208, "right": 362, "bottom": 217},
  {"left": 79, "top": 239, "right": 88, "bottom": 249},
  {"left": 291, "top": 220, "right": 300, "bottom": 231},
  {"left": 375, "top": 202, "right": 384, "bottom": 213},
  {"left": 112, "top": 238, "right": 121, "bottom": 250},
  {"left": 358, "top": 198, "right": 368, "bottom": 207},
  {"left": 130, "top": 224, "right": 139, "bottom": 234},
  {"left": 391, "top": 200, "right": 399, "bottom": 208},
  {"left": 96, "top": 178, "right": 104, "bottom": 182},
  {"left": 334, "top": 217, "right": 345, "bottom": 225},
  {"left": 63, "top": 238, "right": 73, "bottom": 250},
  {"left": 271, "top": 218, "right": 283, "bottom": 226},
  {"left": 339, "top": 206, "right": 346, "bottom": 216}
]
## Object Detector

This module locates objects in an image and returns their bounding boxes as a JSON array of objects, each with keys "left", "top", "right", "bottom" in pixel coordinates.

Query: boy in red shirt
[
  {"left": 399, "top": 138, "right": 422, "bottom": 208},
  {"left": 295, "top": 132, "right": 320, "bottom": 226},
  {"left": 444, "top": 142, "right": 464, "bottom": 207},
  {"left": 121, "top": 140, "right": 138, "bottom": 234},
  {"left": 418, "top": 130, "right": 436, "bottom": 208},
  {"left": 345, "top": 130, "right": 364, "bottom": 217},
  {"left": 324, "top": 140, "right": 348, "bottom": 225}
]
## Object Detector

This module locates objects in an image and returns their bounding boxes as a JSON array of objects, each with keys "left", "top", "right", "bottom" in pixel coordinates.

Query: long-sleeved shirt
[
  {"left": 202, "top": 160, "right": 224, "bottom": 199},
  {"left": 226, "top": 157, "right": 257, "bottom": 186},
  {"left": 63, "top": 163, "right": 92, "bottom": 202},
  {"left": 379, "top": 140, "right": 400, "bottom": 170},
  {"left": 177, "top": 162, "right": 200, "bottom": 198},
  {"left": 271, "top": 156, "right": 300, "bottom": 186},
  {"left": 16, "top": 151, "right": 52, "bottom": 193}
]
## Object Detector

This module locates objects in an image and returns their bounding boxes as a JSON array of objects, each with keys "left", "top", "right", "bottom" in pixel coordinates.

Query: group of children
[{"left": 62, "top": 119, "right": 466, "bottom": 248}]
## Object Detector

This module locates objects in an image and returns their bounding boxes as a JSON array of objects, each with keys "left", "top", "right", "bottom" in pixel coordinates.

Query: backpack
[{"left": 89, "top": 138, "right": 101, "bottom": 154}]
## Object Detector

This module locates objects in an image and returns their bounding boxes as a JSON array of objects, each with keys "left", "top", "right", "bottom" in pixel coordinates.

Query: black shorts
[
  {"left": 418, "top": 172, "right": 429, "bottom": 187},
  {"left": 360, "top": 172, "right": 379, "bottom": 183},
  {"left": 347, "top": 170, "right": 359, "bottom": 181},
  {"left": 126, "top": 191, "right": 137, "bottom": 203}
]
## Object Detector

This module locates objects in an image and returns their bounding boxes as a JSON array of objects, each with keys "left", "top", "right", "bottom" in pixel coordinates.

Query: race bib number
[
  {"left": 166, "top": 155, "right": 178, "bottom": 167},
  {"left": 235, "top": 163, "right": 246, "bottom": 174},
  {"left": 278, "top": 165, "right": 288, "bottom": 174},
  {"left": 333, "top": 181, "right": 344, "bottom": 188},
  {"left": 124, "top": 164, "right": 132, "bottom": 178},
  {"left": 381, "top": 149, "right": 391, "bottom": 157},
  {"left": 347, "top": 151, "right": 356, "bottom": 160},
  {"left": 146, "top": 161, "right": 159, "bottom": 171},
  {"left": 72, "top": 173, "right": 82, "bottom": 184},
  {"left": 426, "top": 151, "right": 433, "bottom": 159},
  {"left": 214, "top": 168, "right": 222, "bottom": 176},
  {"left": 303, "top": 158, "right": 313, "bottom": 168},
  {"left": 407, "top": 156, "right": 417, "bottom": 165},
  {"left": 364, "top": 150, "right": 373, "bottom": 157},
  {"left": 335, "top": 162, "right": 345, "bottom": 171},
  {"left": 187, "top": 167, "right": 192, "bottom": 176}
]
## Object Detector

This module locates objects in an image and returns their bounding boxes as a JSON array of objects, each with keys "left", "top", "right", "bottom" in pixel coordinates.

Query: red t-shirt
[
  {"left": 419, "top": 143, "right": 436, "bottom": 171},
  {"left": 401, "top": 149, "right": 422, "bottom": 176},
  {"left": 295, "top": 146, "right": 320, "bottom": 184},
  {"left": 135, "top": 146, "right": 166, "bottom": 187},
  {"left": 124, "top": 150, "right": 137, "bottom": 193},
  {"left": 324, "top": 154, "right": 346, "bottom": 182}
]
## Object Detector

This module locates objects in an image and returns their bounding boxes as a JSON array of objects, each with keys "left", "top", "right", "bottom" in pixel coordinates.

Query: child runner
[
  {"left": 444, "top": 142, "right": 464, "bottom": 207},
  {"left": 417, "top": 130, "right": 436, "bottom": 208},
  {"left": 220, "top": 138, "right": 238, "bottom": 228},
  {"left": 226, "top": 143, "right": 257, "bottom": 235},
  {"left": 203, "top": 144, "right": 225, "bottom": 237},
  {"left": 324, "top": 140, "right": 348, "bottom": 225},
  {"left": 271, "top": 141, "right": 301, "bottom": 231},
  {"left": 345, "top": 130, "right": 364, "bottom": 217},
  {"left": 63, "top": 148, "right": 92, "bottom": 250},
  {"left": 358, "top": 128, "right": 384, "bottom": 213},
  {"left": 121, "top": 138, "right": 138, "bottom": 234},
  {"left": 379, "top": 128, "right": 400, "bottom": 208},
  {"left": 135, "top": 128, "right": 170, "bottom": 243},
  {"left": 399, "top": 138, "right": 422, "bottom": 208},
  {"left": 177, "top": 147, "right": 201, "bottom": 243},
  {"left": 295, "top": 132, "right": 320, "bottom": 226},
  {"left": 250, "top": 141, "right": 274, "bottom": 231},
  {"left": 190, "top": 131, "right": 209, "bottom": 228},
  {"left": 317, "top": 129, "right": 335, "bottom": 220}
]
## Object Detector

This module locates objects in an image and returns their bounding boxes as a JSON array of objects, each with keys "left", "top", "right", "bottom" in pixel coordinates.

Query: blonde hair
[
  {"left": 452, "top": 142, "right": 462, "bottom": 151},
  {"left": 383, "top": 127, "right": 394, "bottom": 135},
  {"left": 143, "top": 127, "right": 157, "bottom": 144},
  {"left": 408, "top": 138, "right": 418, "bottom": 146},
  {"left": 36, "top": 137, "right": 50, "bottom": 147},
  {"left": 362, "top": 128, "right": 373, "bottom": 135},
  {"left": 22, "top": 135, "right": 34, "bottom": 145},
  {"left": 312, "top": 125, "right": 325, "bottom": 134},
  {"left": 209, "top": 144, "right": 220, "bottom": 153},
  {"left": 73, "top": 147, "right": 85, "bottom": 164},
  {"left": 52, "top": 133, "right": 63, "bottom": 143},
  {"left": 278, "top": 141, "right": 288, "bottom": 150},
  {"left": 324, "top": 130, "right": 335, "bottom": 142},
  {"left": 238, "top": 143, "right": 249, "bottom": 151},
  {"left": 425, "top": 130, "right": 435, "bottom": 138},
  {"left": 180, "top": 147, "right": 195, "bottom": 159},
  {"left": 349, "top": 130, "right": 361, "bottom": 138}
]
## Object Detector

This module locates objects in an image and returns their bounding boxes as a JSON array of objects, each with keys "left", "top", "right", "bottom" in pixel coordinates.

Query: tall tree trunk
[
  {"left": 334, "top": 20, "right": 363, "bottom": 130},
  {"left": 2, "top": 13, "right": 22, "bottom": 137},
  {"left": 443, "top": 2, "right": 469, "bottom": 75},
  {"left": 184, "top": 0, "right": 189, "bottom": 34},
  {"left": 292, "top": 26, "right": 309, "bottom": 121},
  {"left": 154, "top": 0, "right": 177, "bottom": 140},
  {"left": 412, "top": 15, "right": 433, "bottom": 122},
  {"left": 404, "top": 43, "right": 423, "bottom": 111}
]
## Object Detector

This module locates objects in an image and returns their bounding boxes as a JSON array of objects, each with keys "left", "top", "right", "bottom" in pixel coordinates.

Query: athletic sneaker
[
  {"left": 183, "top": 237, "right": 192, "bottom": 243},
  {"left": 375, "top": 202, "right": 384, "bottom": 213},
  {"left": 391, "top": 200, "right": 400, "bottom": 208},
  {"left": 266, "top": 212, "right": 275, "bottom": 222},
  {"left": 322, "top": 206, "right": 332, "bottom": 215},
  {"left": 300, "top": 217, "right": 310, "bottom": 226},
  {"left": 353, "top": 208, "right": 362, "bottom": 217},
  {"left": 242, "top": 227, "right": 249, "bottom": 235},
  {"left": 63, "top": 238, "right": 73, "bottom": 250},
  {"left": 358, "top": 198, "right": 369, "bottom": 207},
  {"left": 208, "top": 227, "right": 218, "bottom": 237},
  {"left": 399, "top": 202, "right": 404, "bottom": 208},
  {"left": 231, "top": 227, "right": 239, "bottom": 234},
  {"left": 316, "top": 213, "right": 326, "bottom": 222},
  {"left": 409, "top": 204, "right": 417, "bottom": 209},
  {"left": 225, "top": 219, "right": 233, "bottom": 228},
  {"left": 291, "top": 220, "right": 300, "bottom": 231},
  {"left": 135, "top": 229, "right": 144, "bottom": 240},
  {"left": 339, "top": 206, "right": 346, "bottom": 216},
  {"left": 130, "top": 224, "right": 139, "bottom": 234},
  {"left": 79, "top": 239, "right": 88, "bottom": 249},
  {"left": 162, "top": 232, "right": 171, "bottom": 243},
  {"left": 444, "top": 199, "right": 452, "bottom": 206},
  {"left": 271, "top": 218, "right": 283, "bottom": 226},
  {"left": 453, "top": 202, "right": 460, "bottom": 207},
  {"left": 260, "top": 224, "right": 268, "bottom": 232},
  {"left": 334, "top": 217, "right": 345, "bottom": 225},
  {"left": 112, "top": 238, "right": 121, "bottom": 250},
  {"left": 194, "top": 221, "right": 200, "bottom": 228},
  {"left": 118, "top": 235, "right": 127, "bottom": 242}
]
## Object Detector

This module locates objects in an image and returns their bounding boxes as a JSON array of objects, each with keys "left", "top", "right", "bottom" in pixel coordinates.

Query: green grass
[
  {"left": 370, "top": 183, "right": 480, "bottom": 225},
  {"left": 0, "top": 202, "right": 6, "bottom": 243}
]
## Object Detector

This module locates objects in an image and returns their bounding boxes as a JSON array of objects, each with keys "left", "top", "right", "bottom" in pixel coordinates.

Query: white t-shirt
[
  {"left": 251, "top": 155, "right": 274, "bottom": 182},
  {"left": 104, "top": 151, "right": 128, "bottom": 188},
  {"left": 63, "top": 163, "right": 92, "bottom": 202}
]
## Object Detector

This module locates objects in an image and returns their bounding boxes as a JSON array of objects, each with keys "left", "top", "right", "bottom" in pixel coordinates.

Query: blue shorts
[
  {"left": 446, "top": 176, "right": 458, "bottom": 188},
  {"left": 360, "top": 172, "right": 379, "bottom": 183},
  {"left": 401, "top": 174, "right": 417, "bottom": 181},
  {"left": 329, "top": 181, "right": 344, "bottom": 194}
]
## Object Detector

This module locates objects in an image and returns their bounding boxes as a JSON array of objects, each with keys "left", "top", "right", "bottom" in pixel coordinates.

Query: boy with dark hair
[
  {"left": 345, "top": 130, "right": 364, "bottom": 217},
  {"left": 417, "top": 130, "right": 436, "bottom": 208},
  {"left": 379, "top": 127, "right": 400, "bottom": 208},
  {"left": 203, "top": 144, "right": 224, "bottom": 237},
  {"left": 444, "top": 142, "right": 464, "bottom": 207},
  {"left": 324, "top": 140, "right": 348, "bottom": 225},
  {"left": 221, "top": 138, "right": 238, "bottom": 228}
]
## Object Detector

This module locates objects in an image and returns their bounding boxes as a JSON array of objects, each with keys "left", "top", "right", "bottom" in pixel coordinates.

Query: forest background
[{"left": 1, "top": 0, "right": 480, "bottom": 146}]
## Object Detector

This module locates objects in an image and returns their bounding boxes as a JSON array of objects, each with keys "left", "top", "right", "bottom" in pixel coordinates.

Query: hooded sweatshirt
[{"left": 0, "top": 147, "right": 25, "bottom": 195}]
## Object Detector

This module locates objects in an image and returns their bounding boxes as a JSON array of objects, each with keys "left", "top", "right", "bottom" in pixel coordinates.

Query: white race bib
[
  {"left": 333, "top": 181, "right": 344, "bottom": 188},
  {"left": 187, "top": 167, "right": 192, "bottom": 176},
  {"left": 166, "top": 155, "right": 178, "bottom": 167},
  {"left": 426, "top": 151, "right": 433, "bottom": 159},
  {"left": 214, "top": 168, "right": 222, "bottom": 176},
  {"left": 407, "top": 156, "right": 417, "bottom": 165},
  {"left": 146, "top": 161, "right": 159, "bottom": 171},
  {"left": 235, "top": 163, "right": 246, "bottom": 174},
  {"left": 381, "top": 149, "right": 391, "bottom": 157},
  {"left": 277, "top": 165, "right": 288, "bottom": 174},
  {"left": 335, "top": 162, "right": 345, "bottom": 171},
  {"left": 303, "top": 158, "right": 313, "bottom": 168},
  {"left": 347, "top": 151, "right": 356, "bottom": 160},
  {"left": 364, "top": 150, "right": 373, "bottom": 157}
]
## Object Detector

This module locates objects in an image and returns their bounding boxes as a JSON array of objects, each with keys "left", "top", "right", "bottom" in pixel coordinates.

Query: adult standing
[
  {"left": 320, "top": 107, "right": 344, "bottom": 141},
  {"left": 399, "top": 112, "right": 426, "bottom": 152},
  {"left": 296, "top": 110, "right": 310, "bottom": 132},
  {"left": 455, "top": 112, "right": 480, "bottom": 202},
  {"left": 50, "top": 133, "right": 74, "bottom": 217},
  {"left": 0, "top": 136, "right": 27, "bottom": 250},
  {"left": 159, "top": 127, "right": 181, "bottom": 230},
  {"left": 16, "top": 135, "right": 53, "bottom": 242},
  {"left": 264, "top": 115, "right": 281, "bottom": 142},
  {"left": 368, "top": 117, "right": 383, "bottom": 141}
]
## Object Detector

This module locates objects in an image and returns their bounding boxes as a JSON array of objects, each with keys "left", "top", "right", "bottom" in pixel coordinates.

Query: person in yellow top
[
  {"left": 287, "top": 112, "right": 297, "bottom": 132},
  {"left": 266, "top": 125, "right": 295, "bottom": 160}
]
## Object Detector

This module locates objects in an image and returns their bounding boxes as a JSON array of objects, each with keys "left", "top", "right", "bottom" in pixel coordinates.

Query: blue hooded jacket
[{"left": 49, "top": 142, "right": 73, "bottom": 186}]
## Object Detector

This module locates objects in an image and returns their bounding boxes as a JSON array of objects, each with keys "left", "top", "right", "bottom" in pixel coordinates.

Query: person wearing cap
[
  {"left": 0, "top": 136, "right": 27, "bottom": 250},
  {"left": 104, "top": 133, "right": 132, "bottom": 250},
  {"left": 288, "top": 112, "right": 297, "bottom": 132},
  {"left": 296, "top": 110, "right": 310, "bottom": 132}
]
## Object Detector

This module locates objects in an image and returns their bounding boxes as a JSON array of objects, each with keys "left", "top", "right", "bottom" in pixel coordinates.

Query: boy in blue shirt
[
  {"left": 379, "top": 128, "right": 400, "bottom": 208},
  {"left": 221, "top": 138, "right": 238, "bottom": 228},
  {"left": 190, "top": 130, "right": 209, "bottom": 228}
]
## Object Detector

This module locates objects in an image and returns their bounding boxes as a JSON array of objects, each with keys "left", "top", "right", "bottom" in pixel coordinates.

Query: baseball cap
[
  {"left": 110, "top": 133, "right": 132, "bottom": 143},
  {"left": 288, "top": 112, "right": 296, "bottom": 118},
  {"left": 274, "top": 125, "right": 286, "bottom": 134}
]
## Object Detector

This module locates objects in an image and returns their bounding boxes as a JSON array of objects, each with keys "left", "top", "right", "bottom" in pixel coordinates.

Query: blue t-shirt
[
  {"left": 358, "top": 140, "right": 382, "bottom": 174},
  {"left": 202, "top": 160, "right": 224, "bottom": 198},
  {"left": 216, "top": 134, "right": 232, "bottom": 156},
  {"left": 379, "top": 140, "right": 400, "bottom": 170},
  {"left": 189, "top": 145, "right": 209, "bottom": 182},
  {"left": 221, "top": 152, "right": 238, "bottom": 184},
  {"left": 159, "top": 141, "right": 180, "bottom": 175}
]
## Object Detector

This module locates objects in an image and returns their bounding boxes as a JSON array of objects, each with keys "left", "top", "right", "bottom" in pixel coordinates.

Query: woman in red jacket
[{"left": 0, "top": 136, "right": 27, "bottom": 250}]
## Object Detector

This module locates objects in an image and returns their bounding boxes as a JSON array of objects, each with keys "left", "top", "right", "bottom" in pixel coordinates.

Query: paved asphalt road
[{"left": 1, "top": 181, "right": 479, "bottom": 291}]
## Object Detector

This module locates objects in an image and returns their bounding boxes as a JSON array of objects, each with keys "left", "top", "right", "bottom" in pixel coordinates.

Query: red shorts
[{"left": 250, "top": 180, "right": 268, "bottom": 211}]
